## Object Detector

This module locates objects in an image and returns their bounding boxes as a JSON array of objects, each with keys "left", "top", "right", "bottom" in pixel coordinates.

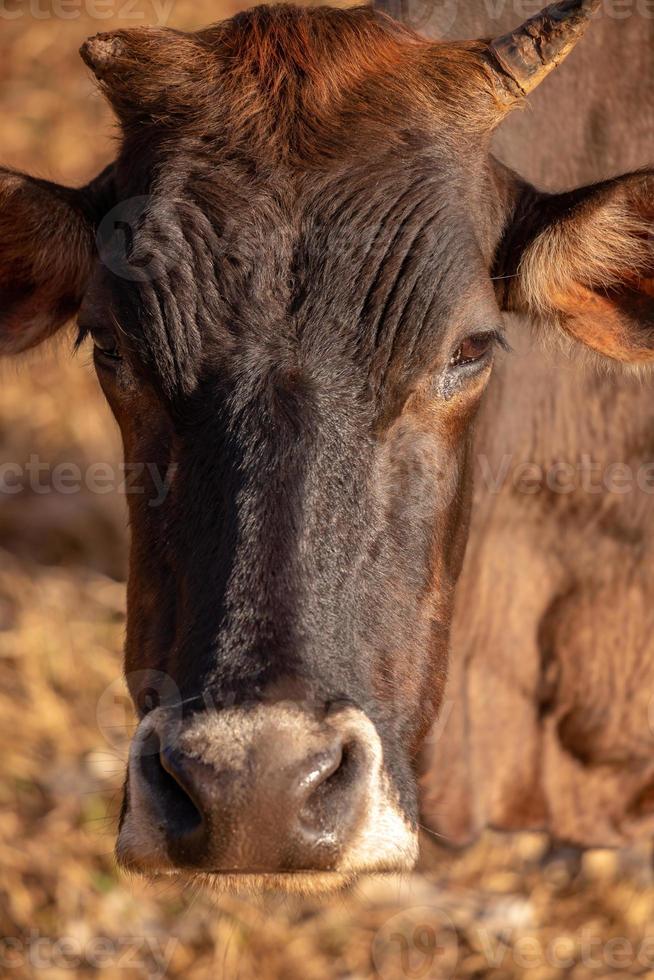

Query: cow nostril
[
  {"left": 323, "top": 740, "right": 357, "bottom": 792},
  {"left": 298, "top": 743, "right": 344, "bottom": 794},
  {"left": 298, "top": 740, "right": 358, "bottom": 833},
  {"left": 139, "top": 734, "right": 203, "bottom": 839}
]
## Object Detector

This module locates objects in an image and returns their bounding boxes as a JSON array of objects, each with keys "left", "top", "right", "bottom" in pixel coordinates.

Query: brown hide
[{"left": 377, "top": 0, "right": 654, "bottom": 847}]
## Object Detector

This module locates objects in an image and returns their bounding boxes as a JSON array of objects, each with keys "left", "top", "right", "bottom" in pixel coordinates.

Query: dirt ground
[{"left": 2, "top": 2, "right": 654, "bottom": 978}]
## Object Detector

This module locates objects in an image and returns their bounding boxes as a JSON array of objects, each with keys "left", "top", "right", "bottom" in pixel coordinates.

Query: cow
[{"left": 0, "top": 0, "right": 652, "bottom": 892}]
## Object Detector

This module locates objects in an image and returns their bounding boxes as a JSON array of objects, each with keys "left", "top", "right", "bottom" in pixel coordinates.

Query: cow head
[{"left": 2, "top": 1, "right": 653, "bottom": 891}]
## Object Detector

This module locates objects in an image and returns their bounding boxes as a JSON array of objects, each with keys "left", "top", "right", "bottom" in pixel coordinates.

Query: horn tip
[
  {"left": 551, "top": 0, "right": 601, "bottom": 19},
  {"left": 80, "top": 34, "right": 124, "bottom": 77},
  {"left": 489, "top": 0, "right": 601, "bottom": 102}
]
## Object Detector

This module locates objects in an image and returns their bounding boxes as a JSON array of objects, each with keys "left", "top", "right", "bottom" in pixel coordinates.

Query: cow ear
[
  {"left": 496, "top": 171, "right": 654, "bottom": 364},
  {"left": 0, "top": 164, "right": 114, "bottom": 354}
]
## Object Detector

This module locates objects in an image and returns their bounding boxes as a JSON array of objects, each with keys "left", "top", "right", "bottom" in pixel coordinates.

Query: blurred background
[{"left": 2, "top": 1, "right": 654, "bottom": 978}]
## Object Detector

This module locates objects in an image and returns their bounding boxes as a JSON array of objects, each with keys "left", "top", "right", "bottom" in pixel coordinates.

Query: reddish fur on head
[{"left": 80, "top": 5, "right": 505, "bottom": 162}]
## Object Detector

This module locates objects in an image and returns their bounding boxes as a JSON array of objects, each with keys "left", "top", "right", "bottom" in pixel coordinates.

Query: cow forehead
[
  {"left": 87, "top": 158, "right": 492, "bottom": 408},
  {"left": 100, "top": 154, "right": 488, "bottom": 323}
]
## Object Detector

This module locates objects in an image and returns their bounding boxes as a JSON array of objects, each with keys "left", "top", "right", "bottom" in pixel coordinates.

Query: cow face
[{"left": 2, "top": 1, "right": 653, "bottom": 891}]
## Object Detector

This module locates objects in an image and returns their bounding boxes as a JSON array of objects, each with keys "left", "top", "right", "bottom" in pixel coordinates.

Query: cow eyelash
[
  {"left": 449, "top": 329, "right": 511, "bottom": 369},
  {"left": 75, "top": 323, "right": 122, "bottom": 365},
  {"left": 74, "top": 323, "right": 90, "bottom": 351}
]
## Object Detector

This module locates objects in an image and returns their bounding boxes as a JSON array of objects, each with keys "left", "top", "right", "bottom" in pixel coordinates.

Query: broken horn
[{"left": 487, "top": 0, "right": 601, "bottom": 103}]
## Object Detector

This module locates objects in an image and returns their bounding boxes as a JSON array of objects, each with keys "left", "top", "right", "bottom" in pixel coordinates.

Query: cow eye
[
  {"left": 92, "top": 329, "right": 122, "bottom": 365},
  {"left": 450, "top": 330, "right": 503, "bottom": 369}
]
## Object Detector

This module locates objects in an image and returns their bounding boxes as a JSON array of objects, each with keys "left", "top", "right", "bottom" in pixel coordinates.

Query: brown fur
[
  {"left": 81, "top": 4, "right": 507, "bottom": 162},
  {"left": 514, "top": 174, "right": 654, "bottom": 363},
  {"left": 0, "top": 175, "right": 94, "bottom": 351}
]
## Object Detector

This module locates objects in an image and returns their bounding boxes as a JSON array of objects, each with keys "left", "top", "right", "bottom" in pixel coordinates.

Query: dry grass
[{"left": 2, "top": 2, "right": 654, "bottom": 978}]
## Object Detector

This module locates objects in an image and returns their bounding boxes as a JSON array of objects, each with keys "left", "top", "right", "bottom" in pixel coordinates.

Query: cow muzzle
[{"left": 116, "top": 702, "right": 418, "bottom": 889}]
